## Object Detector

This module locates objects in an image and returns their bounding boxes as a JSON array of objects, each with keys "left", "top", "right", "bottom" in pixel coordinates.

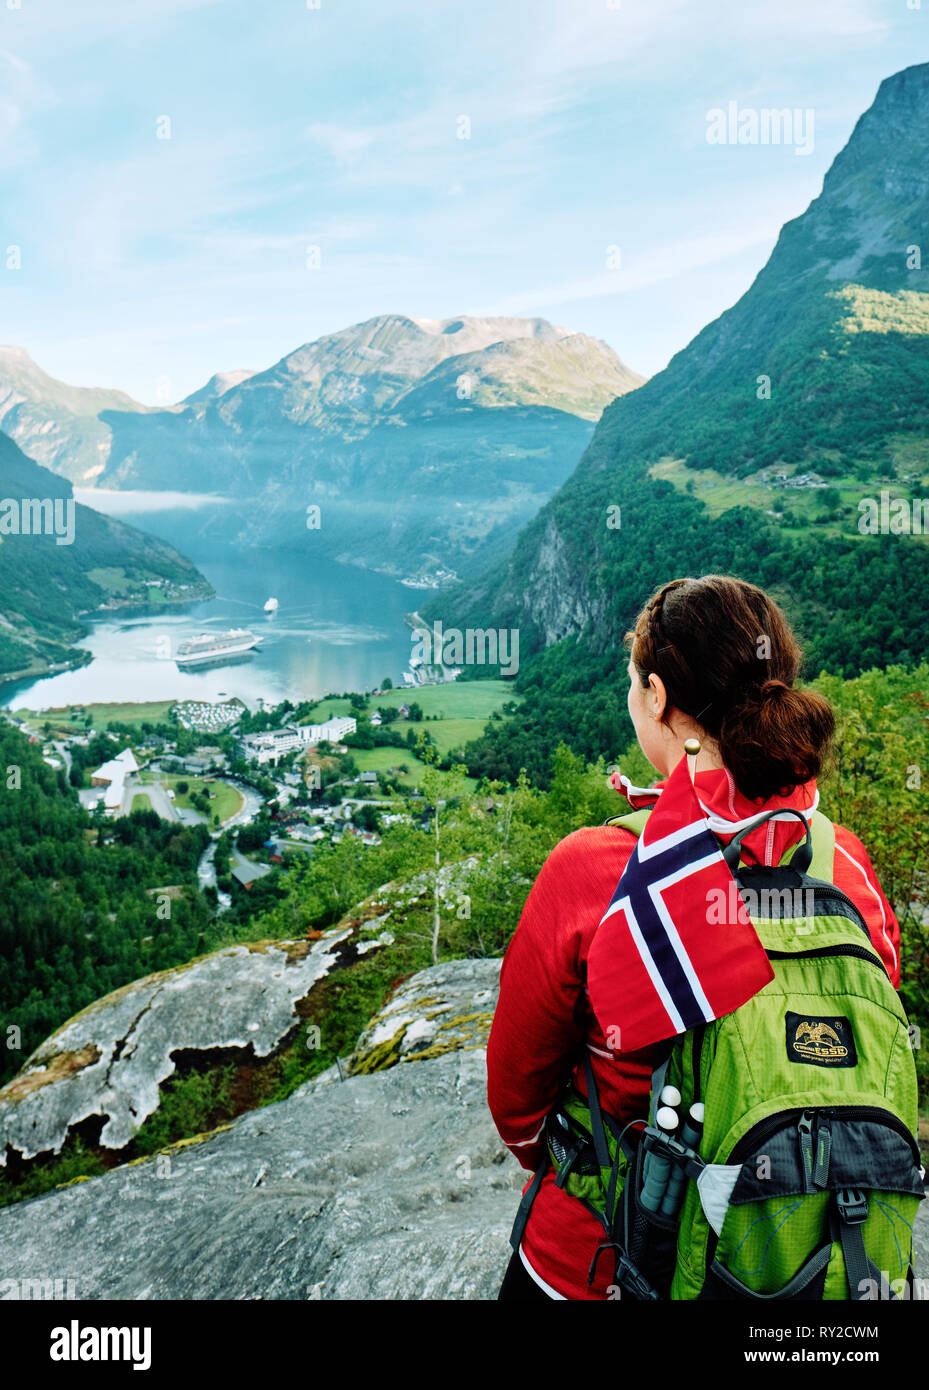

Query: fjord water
[{"left": 2, "top": 496, "right": 417, "bottom": 711}]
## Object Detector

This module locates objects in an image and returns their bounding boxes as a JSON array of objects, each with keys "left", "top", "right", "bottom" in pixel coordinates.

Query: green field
[
  {"left": 346, "top": 746, "right": 479, "bottom": 792},
  {"left": 649, "top": 455, "right": 929, "bottom": 542},
  {"left": 303, "top": 696, "right": 355, "bottom": 721},
  {"left": 84, "top": 567, "right": 136, "bottom": 597},
  {"left": 301, "top": 680, "right": 512, "bottom": 773},
  {"left": 425, "top": 718, "right": 494, "bottom": 757},
  {"left": 301, "top": 680, "right": 516, "bottom": 727},
  {"left": 84, "top": 569, "right": 184, "bottom": 605},
  {"left": 371, "top": 680, "right": 517, "bottom": 719},
  {"left": 167, "top": 776, "right": 243, "bottom": 823},
  {"left": 130, "top": 792, "right": 153, "bottom": 813},
  {"left": 15, "top": 700, "right": 176, "bottom": 734},
  {"left": 133, "top": 774, "right": 244, "bottom": 823},
  {"left": 347, "top": 746, "right": 427, "bottom": 786}
]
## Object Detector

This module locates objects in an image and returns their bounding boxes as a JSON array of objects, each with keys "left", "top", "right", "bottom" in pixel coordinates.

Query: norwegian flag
[{"left": 588, "top": 756, "right": 774, "bottom": 1053}]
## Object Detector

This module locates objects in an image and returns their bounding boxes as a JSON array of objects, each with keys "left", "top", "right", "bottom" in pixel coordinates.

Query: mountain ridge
[
  {"left": 0, "top": 432, "right": 212, "bottom": 682},
  {"left": 0, "top": 314, "right": 642, "bottom": 583},
  {"left": 429, "top": 62, "right": 929, "bottom": 678},
  {"left": 0, "top": 346, "right": 149, "bottom": 485}
]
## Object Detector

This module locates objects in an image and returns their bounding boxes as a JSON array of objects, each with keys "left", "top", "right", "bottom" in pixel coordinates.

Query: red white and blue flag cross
[{"left": 588, "top": 756, "right": 774, "bottom": 1054}]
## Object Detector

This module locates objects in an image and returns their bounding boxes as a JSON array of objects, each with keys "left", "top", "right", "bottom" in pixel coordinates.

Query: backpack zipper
[
  {"left": 797, "top": 888, "right": 870, "bottom": 934},
  {"left": 727, "top": 1105, "right": 920, "bottom": 1168},
  {"left": 766, "top": 942, "right": 888, "bottom": 975},
  {"left": 703, "top": 1105, "right": 921, "bottom": 1280}
]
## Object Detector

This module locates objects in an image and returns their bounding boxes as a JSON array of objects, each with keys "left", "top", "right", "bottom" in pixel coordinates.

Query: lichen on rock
[
  {"left": 0, "top": 929, "right": 356, "bottom": 1164},
  {"left": 0, "top": 960, "right": 520, "bottom": 1299},
  {"left": 347, "top": 959, "right": 500, "bottom": 1075}
]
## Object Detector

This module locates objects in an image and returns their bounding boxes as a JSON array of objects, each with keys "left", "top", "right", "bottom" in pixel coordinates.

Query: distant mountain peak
[
  {"left": 182, "top": 369, "right": 258, "bottom": 406},
  {"left": 404, "top": 313, "right": 572, "bottom": 341}
]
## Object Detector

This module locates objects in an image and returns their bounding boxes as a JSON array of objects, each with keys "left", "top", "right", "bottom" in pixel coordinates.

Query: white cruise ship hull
[{"left": 176, "top": 636, "right": 262, "bottom": 667}]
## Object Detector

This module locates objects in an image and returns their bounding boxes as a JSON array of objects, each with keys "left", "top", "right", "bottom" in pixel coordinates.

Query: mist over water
[{"left": 3, "top": 499, "right": 416, "bottom": 711}]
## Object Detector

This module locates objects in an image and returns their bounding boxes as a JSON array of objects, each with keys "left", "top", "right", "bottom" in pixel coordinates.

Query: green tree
[
  {"left": 417, "top": 732, "right": 469, "bottom": 963},
  {"left": 811, "top": 664, "right": 929, "bottom": 1077},
  {"left": 354, "top": 804, "right": 381, "bottom": 833}
]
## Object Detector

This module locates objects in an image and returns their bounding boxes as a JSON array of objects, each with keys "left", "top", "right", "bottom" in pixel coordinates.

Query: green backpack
[{"left": 512, "top": 806, "right": 924, "bottom": 1300}]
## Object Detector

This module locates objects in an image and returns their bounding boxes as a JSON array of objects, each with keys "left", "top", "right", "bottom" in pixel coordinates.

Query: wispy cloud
[
  {"left": 0, "top": 0, "right": 912, "bottom": 400},
  {"left": 473, "top": 218, "right": 781, "bottom": 317}
]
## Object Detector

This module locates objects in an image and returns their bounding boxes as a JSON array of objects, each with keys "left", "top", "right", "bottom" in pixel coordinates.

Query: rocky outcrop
[
  {"left": 0, "top": 955, "right": 926, "bottom": 1299},
  {"left": 0, "top": 960, "right": 523, "bottom": 1300},
  {"left": 0, "top": 929, "right": 360, "bottom": 1162},
  {"left": 346, "top": 957, "right": 497, "bottom": 1075}
]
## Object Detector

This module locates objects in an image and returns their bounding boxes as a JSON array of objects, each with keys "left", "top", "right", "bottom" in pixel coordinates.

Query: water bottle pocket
[{"left": 626, "top": 1136, "right": 682, "bottom": 1297}]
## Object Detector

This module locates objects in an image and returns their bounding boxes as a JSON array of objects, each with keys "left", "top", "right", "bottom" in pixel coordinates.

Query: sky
[{"left": 1, "top": 0, "right": 928, "bottom": 403}]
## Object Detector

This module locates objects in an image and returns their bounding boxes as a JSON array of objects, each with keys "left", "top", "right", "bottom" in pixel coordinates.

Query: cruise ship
[{"left": 175, "top": 628, "right": 262, "bottom": 667}]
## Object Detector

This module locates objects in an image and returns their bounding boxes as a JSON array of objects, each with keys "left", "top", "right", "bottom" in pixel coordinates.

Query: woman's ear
[{"left": 647, "top": 672, "right": 668, "bottom": 721}]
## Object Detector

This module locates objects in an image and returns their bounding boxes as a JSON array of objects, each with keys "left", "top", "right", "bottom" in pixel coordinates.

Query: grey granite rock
[
  {"left": 346, "top": 957, "right": 499, "bottom": 1075},
  {"left": 0, "top": 955, "right": 924, "bottom": 1301},
  {"left": 0, "top": 929, "right": 356, "bottom": 1162},
  {"left": 0, "top": 1044, "right": 523, "bottom": 1300}
]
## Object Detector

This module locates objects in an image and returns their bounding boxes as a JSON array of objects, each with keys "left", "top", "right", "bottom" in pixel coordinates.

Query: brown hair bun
[{"left": 627, "top": 575, "right": 834, "bottom": 801}]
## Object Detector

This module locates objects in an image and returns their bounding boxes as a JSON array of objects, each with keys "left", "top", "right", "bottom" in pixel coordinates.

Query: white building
[
  {"left": 90, "top": 748, "right": 139, "bottom": 814},
  {"left": 241, "top": 716, "right": 357, "bottom": 766},
  {"left": 303, "top": 716, "right": 356, "bottom": 744}
]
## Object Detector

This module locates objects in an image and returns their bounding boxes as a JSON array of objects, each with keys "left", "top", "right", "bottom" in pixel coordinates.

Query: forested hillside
[
  {"left": 0, "top": 432, "right": 211, "bottom": 680},
  {"left": 0, "top": 722, "right": 221, "bottom": 1087}
]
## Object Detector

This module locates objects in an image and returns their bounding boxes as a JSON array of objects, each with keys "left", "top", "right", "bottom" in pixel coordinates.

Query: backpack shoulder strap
[
  {"left": 775, "top": 808, "right": 835, "bottom": 880},
  {"left": 608, "top": 804, "right": 836, "bottom": 878},
  {"left": 807, "top": 809, "right": 836, "bottom": 881},
  {"left": 604, "top": 807, "right": 651, "bottom": 835}
]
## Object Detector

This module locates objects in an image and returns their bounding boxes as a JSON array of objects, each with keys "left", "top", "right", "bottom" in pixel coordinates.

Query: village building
[
  {"left": 90, "top": 748, "right": 140, "bottom": 815},
  {"left": 230, "top": 860, "right": 272, "bottom": 890},
  {"left": 240, "top": 715, "right": 357, "bottom": 766},
  {"left": 181, "top": 756, "right": 212, "bottom": 776}
]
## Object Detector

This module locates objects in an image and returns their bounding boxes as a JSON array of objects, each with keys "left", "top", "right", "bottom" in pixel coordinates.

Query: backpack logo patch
[{"left": 785, "top": 1011, "right": 857, "bottom": 1067}]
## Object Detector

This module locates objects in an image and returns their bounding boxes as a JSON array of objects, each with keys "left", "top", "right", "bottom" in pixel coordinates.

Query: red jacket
[{"left": 486, "top": 768, "right": 901, "bottom": 1300}]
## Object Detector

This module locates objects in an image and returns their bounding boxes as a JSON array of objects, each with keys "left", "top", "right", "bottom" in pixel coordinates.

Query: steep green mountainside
[
  {"left": 430, "top": 63, "right": 929, "bottom": 779},
  {"left": 0, "top": 434, "right": 211, "bottom": 680},
  {"left": 4, "top": 314, "right": 641, "bottom": 584}
]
